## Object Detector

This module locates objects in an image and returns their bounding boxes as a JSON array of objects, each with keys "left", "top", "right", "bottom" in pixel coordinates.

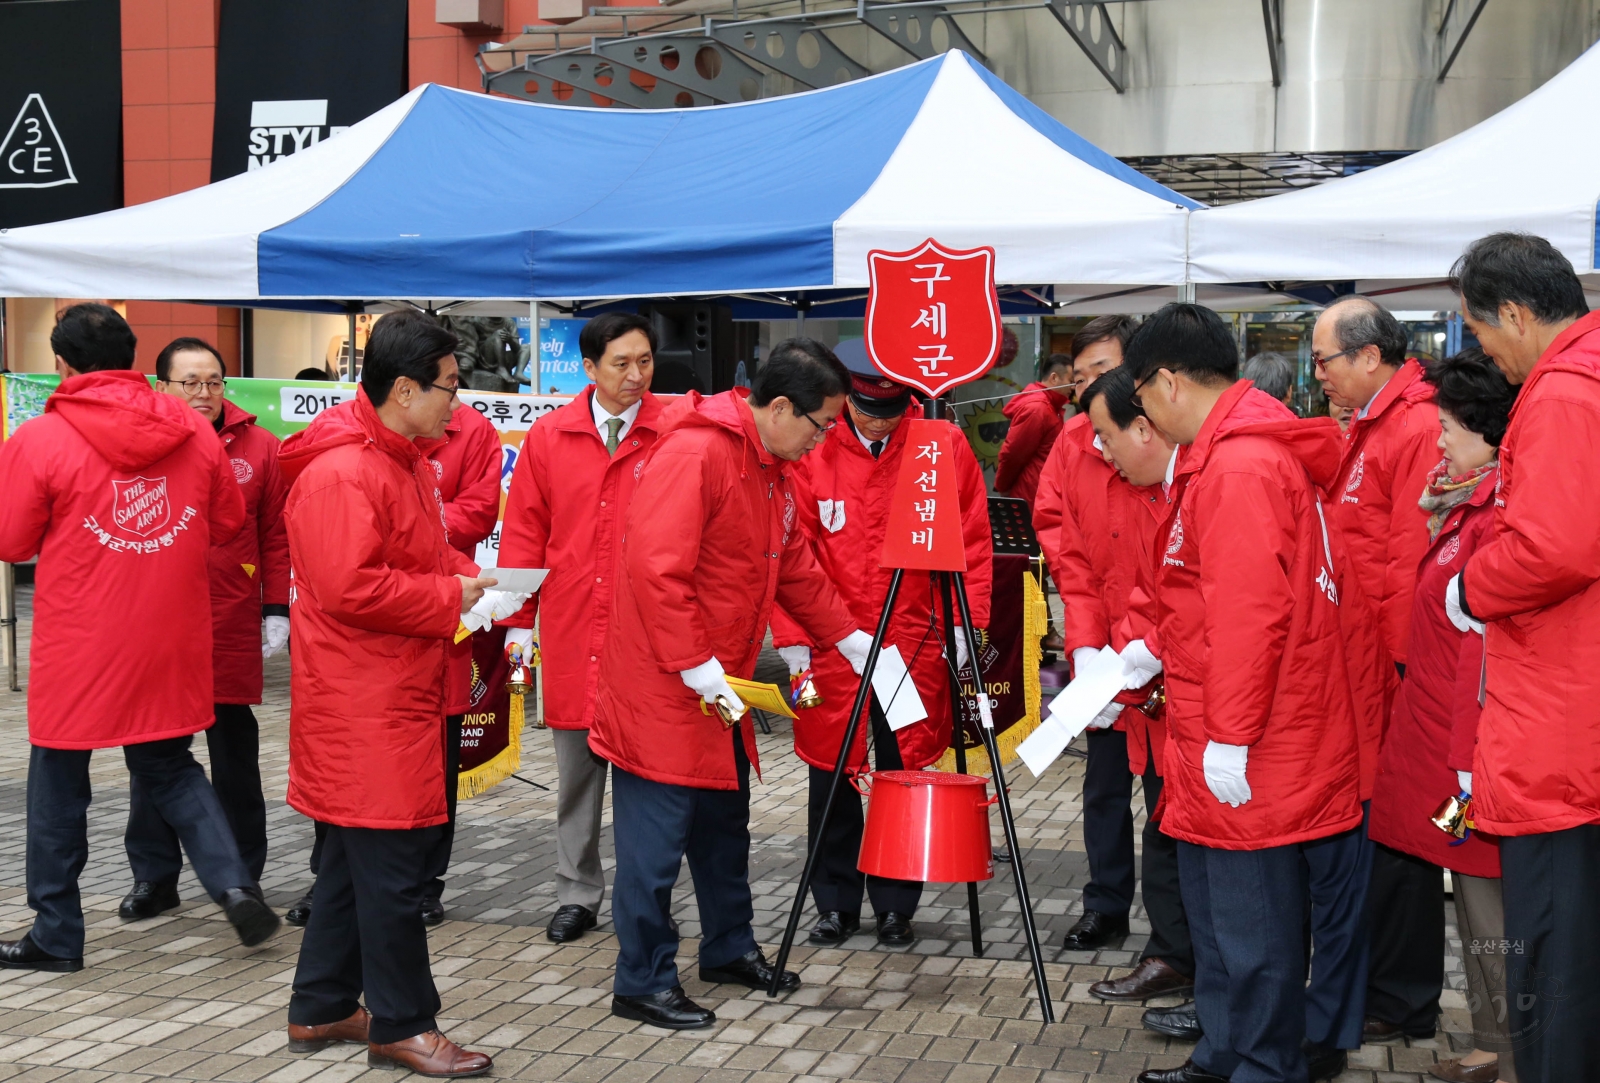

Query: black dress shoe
[
  {"left": 1135, "top": 1058, "right": 1229, "bottom": 1083},
  {"left": 285, "top": 889, "right": 313, "bottom": 928},
  {"left": 118, "top": 880, "right": 180, "bottom": 922},
  {"left": 221, "top": 887, "right": 280, "bottom": 947},
  {"left": 1142, "top": 1001, "right": 1202, "bottom": 1041},
  {"left": 612, "top": 985, "right": 716, "bottom": 1030},
  {"left": 1060, "top": 909, "right": 1129, "bottom": 951},
  {"left": 546, "top": 904, "right": 597, "bottom": 943},
  {"left": 420, "top": 896, "right": 445, "bottom": 926},
  {"left": 808, "top": 911, "right": 860, "bottom": 945},
  {"left": 1090, "top": 956, "right": 1194, "bottom": 1002},
  {"left": 700, "top": 948, "right": 799, "bottom": 992},
  {"left": 1304, "top": 1041, "right": 1348, "bottom": 1082},
  {"left": 0, "top": 933, "right": 82, "bottom": 973},
  {"left": 876, "top": 912, "right": 915, "bottom": 945},
  {"left": 1363, "top": 1015, "right": 1435, "bottom": 1042}
]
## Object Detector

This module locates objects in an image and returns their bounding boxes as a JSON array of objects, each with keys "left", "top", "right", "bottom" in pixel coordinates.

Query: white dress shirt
[{"left": 592, "top": 392, "right": 641, "bottom": 444}]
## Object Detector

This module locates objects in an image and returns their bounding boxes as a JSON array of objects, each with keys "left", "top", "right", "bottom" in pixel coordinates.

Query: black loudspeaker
[{"left": 641, "top": 303, "right": 737, "bottom": 395}]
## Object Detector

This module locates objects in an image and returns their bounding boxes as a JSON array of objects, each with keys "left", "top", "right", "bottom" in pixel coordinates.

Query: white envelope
[
  {"left": 478, "top": 567, "right": 550, "bottom": 594},
  {"left": 1018, "top": 645, "right": 1126, "bottom": 777},
  {"left": 872, "top": 644, "right": 929, "bottom": 732}
]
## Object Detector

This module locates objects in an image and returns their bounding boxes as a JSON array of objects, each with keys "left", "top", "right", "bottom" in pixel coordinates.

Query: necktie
[
  {"left": 605, "top": 417, "right": 624, "bottom": 456},
  {"left": 870, "top": 440, "right": 883, "bottom": 459}
]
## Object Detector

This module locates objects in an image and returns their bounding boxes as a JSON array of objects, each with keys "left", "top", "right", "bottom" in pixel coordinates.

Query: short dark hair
[
  {"left": 1124, "top": 303, "right": 1238, "bottom": 387},
  {"left": 750, "top": 338, "right": 849, "bottom": 413},
  {"left": 1071, "top": 314, "right": 1138, "bottom": 361},
  {"left": 361, "top": 311, "right": 459, "bottom": 407},
  {"left": 1423, "top": 347, "right": 1517, "bottom": 447},
  {"left": 1041, "top": 352, "right": 1073, "bottom": 378},
  {"left": 580, "top": 312, "right": 657, "bottom": 362},
  {"left": 1451, "top": 232, "right": 1589, "bottom": 326},
  {"left": 1241, "top": 351, "right": 1295, "bottom": 401},
  {"left": 1326, "top": 296, "right": 1407, "bottom": 368},
  {"left": 155, "top": 337, "right": 225, "bottom": 382},
  {"left": 51, "top": 303, "right": 136, "bottom": 373},
  {"left": 1078, "top": 365, "right": 1145, "bottom": 430},
  {"left": 295, "top": 366, "right": 332, "bottom": 381}
]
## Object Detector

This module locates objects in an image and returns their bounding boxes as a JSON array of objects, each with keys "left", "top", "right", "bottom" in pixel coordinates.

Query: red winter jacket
[
  {"left": 500, "top": 389, "right": 665, "bottom": 730},
  {"left": 1370, "top": 473, "right": 1500, "bottom": 877},
  {"left": 771, "top": 416, "right": 992, "bottom": 772},
  {"left": 1145, "top": 382, "right": 1362, "bottom": 849},
  {"left": 420, "top": 403, "right": 503, "bottom": 715},
  {"left": 589, "top": 391, "right": 856, "bottom": 789},
  {"left": 279, "top": 392, "right": 478, "bottom": 829},
  {"left": 996, "top": 382, "right": 1069, "bottom": 504},
  {"left": 1043, "top": 414, "right": 1168, "bottom": 774},
  {"left": 0, "top": 371, "right": 245, "bottom": 749},
  {"left": 1329, "top": 359, "right": 1440, "bottom": 667},
  {"left": 210, "top": 399, "right": 289, "bottom": 705},
  {"left": 1462, "top": 310, "right": 1600, "bottom": 836}
]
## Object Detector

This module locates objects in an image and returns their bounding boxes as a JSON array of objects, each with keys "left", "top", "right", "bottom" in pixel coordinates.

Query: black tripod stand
[{"left": 767, "top": 400, "right": 1054, "bottom": 1023}]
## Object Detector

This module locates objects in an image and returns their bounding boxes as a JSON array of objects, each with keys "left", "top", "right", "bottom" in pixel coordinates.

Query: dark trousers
[
  {"left": 1303, "top": 807, "right": 1375, "bottom": 1050},
  {"left": 1179, "top": 840, "right": 1308, "bottom": 1083},
  {"left": 126, "top": 703, "right": 268, "bottom": 884},
  {"left": 806, "top": 700, "right": 921, "bottom": 920},
  {"left": 288, "top": 823, "right": 445, "bottom": 1046},
  {"left": 609, "top": 732, "right": 758, "bottom": 996},
  {"left": 27, "top": 738, "right": 252, "bottom": 959},
  {"left": 1363, "top": 841, "right": 1444, "bottom": 1037},
  {"left": 1139, "top": 769, "right": 1194, "bottom": 976},
  {"left": 1501, "top": 824, "right": 1600, "bottom": 1083},
  {"left": 422, "top": 715, "right": 462, "bottom": 901},
  {"left": 1082, "top": 727, "right": 1136, "bottom": 917}
]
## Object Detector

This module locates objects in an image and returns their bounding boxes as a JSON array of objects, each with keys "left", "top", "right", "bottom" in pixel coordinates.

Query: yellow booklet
[{"left": 726, "top": 676, "right": 797, "bottom": 719}]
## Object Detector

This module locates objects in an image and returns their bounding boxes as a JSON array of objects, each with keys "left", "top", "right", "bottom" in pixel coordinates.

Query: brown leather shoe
[
  {"left": 1427, "top": 1056, "right": 1500, "bottom": 1082},
  {"left": 368, "top": 1030, "right": 492, "bottom": 1077},
  {"left": 287, "top": 1006, "right": 370, "bottom": 1052},
  {"left": 1089, "top": 956, "right": 1194, "bottom": 1002}
]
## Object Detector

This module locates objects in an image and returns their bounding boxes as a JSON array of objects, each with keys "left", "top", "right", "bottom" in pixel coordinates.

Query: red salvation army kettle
[{"left": 855, "top": 770, "right": 996, "bottom": 883}]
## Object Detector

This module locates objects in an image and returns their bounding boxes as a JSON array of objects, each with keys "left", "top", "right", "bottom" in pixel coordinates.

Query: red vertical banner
[{"left": 880, "top": 418, "right": 968, "bottom": 571}]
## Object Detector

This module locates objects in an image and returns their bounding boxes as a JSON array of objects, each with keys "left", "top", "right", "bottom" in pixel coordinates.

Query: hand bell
[
  {"left": 505, "top": 643, "right": 534, "bottom": 697},
  {"left": 712, "top": 693, "right": 747, "bottom": 728},
  {"left": 791, "top": 670, "right": 824, "bottom": 710},
  {"left": 1429, "top": 792, "right": 1473, "bottom": 839}
]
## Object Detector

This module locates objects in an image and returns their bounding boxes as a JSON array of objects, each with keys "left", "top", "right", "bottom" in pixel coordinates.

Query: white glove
[
  {"left": 262, "top": 615, "right": 290, "bottom": 659},
  {"left": 1120, "top": 639, "right": 1162, "bottom": 690},
  {"left": 504, "top": 626, "right": 535, "bottom": 652},
  {"left": 1072, "top": 647, "right": 1099, "bottom": 678},
  {"left": 1457, "top": 770, "right": 1473, "bottom": 795},
  {"left": 460, "top": 589, "right": 534, "bottom": 633},
  {"left": 1445, "top": 574, "right": 1485, "bottom": 634},
  {"left": 835, "top": 629, "right": 873, "bottom": 675},
  {"left": 1086, "top": 701, "right": 1124, "bottom": 730},
  {"left": 776, "top": 645, "right": 812, "bottom": 675},
  {"left": 954, "top": 632, "right": 969, "bottom": 671},
  {"left": 679, "top": 656, "right": 745, "bottom": 714},
  {"left": 1203, "top": 741, "right": 1252, "bottom": 807}
]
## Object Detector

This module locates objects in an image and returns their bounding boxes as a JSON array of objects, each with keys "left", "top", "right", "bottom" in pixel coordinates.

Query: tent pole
[{"left": 530, "top": 299, "right": 541, "bottom": 389}]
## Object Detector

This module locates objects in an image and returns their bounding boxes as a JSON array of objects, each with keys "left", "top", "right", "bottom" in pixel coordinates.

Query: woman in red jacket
[{"left": 1370, "top": 349, "right": 1517, "bottom": 1083}]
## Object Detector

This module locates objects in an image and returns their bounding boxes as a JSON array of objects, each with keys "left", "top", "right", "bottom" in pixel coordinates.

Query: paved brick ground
[{"left": 0, "top": 582, "right": 1478, "bottom": 1082}]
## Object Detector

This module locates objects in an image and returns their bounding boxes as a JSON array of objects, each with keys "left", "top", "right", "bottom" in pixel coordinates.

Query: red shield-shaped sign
[
  {"left": 865, "top": 239, "right": 1001, "bottom": 399},
  {"left": 110, "top": 475, "right": 171, "bottom": 538}
]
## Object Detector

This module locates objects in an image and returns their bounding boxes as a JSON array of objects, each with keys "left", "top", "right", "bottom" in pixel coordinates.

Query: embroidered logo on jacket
[
  {"left": 818, "top": 499, "right": 846, "bottom": 533},
  {"left": 1163, "top": 510, "right": 1185, "bottom": 567},
  {"left": 230, "top": 457, "right": 254, "bottom": 484},
  {"left": 1341, "top": 451, "right": 1365, "bottom": 504},
  {"left": 83, "top": 475, "right": 198, "bottom": 554},
  {"left": 782, "top": 489, "right": 797, "bottom": 546},
  {"left": 1437, "top": 536, "right": 1461, "bottom": 565}
]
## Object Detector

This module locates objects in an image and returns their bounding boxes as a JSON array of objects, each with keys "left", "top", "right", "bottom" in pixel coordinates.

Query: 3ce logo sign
[{"left": 0, "top": 93, "right": 77, "bottom": 189}]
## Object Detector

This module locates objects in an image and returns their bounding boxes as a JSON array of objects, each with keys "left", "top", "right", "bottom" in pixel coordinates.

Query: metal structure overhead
[
  {"left": 705, "top": 19, "right": 868, "bottom": 88},
  {"left": 1044, "top": 2, "right": 1124, "bottom": 93},
  {"left": 1259, "top": 0, "right": 1282, "bottom": 88},
  {"left": 1438, "top": 0, "right": 1492, "bottom": 82},
  {"left": 860, "top": 3, "right": 986, "bottom": 65},
  {"left": 1120, "top": 150, "right": 1413, "bottom": 206}
]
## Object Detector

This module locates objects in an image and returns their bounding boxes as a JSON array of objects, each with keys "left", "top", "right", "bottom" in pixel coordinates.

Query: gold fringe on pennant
[
  {"left": 935, "top": 566, "right": 1050, "bottom": 776},
  {"left": 456, "top": 691, "right": 526, "bottom": 800}
]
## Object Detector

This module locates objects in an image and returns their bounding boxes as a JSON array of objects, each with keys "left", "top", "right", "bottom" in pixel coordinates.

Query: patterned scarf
[{"left": 1417, "top": 458, "right": 1497, "bottom": 541}]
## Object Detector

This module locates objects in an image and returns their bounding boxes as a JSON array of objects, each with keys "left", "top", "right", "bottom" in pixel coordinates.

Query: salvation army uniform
[{"left": 0, "top": 370, "right": 253, "bottom": 964}]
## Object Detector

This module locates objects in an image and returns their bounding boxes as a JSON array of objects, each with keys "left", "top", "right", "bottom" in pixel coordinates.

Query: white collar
[{"left": 592, "top": 391, "right": 641, "bottom": 433}]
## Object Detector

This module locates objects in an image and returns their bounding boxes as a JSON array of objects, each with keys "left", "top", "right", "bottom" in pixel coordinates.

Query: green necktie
[{"left": 605, "top": 416, "right": 624, "bottom": 456}]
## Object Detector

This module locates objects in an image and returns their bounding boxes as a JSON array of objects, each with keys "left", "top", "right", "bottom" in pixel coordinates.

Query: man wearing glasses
[{"left": 112, "top": 339, "right": 291, "bottom": 924}]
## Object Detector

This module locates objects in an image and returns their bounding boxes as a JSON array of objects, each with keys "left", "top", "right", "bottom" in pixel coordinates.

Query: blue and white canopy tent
[{"left": 0, "top": 51, "right": 1197, "bottom": 314}]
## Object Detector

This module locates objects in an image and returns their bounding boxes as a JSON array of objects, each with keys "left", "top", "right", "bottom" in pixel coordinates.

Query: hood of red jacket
[
  {"left": 46, "top": 370, "right": 199, "bottom": 471},
  {"left": 1189, "top": 381, "right": 1345, "bottom": 494},
  {"left": 279, "top": 389, "right": 421, "bottom": 484},
  {"left": 663, "top": 388, "right": 776, "bottom": 465},
  {"left": 217, "top": 396, "right": 259, "bottom": 436},
  {"left": 1003, "top": 382, "right": 1068, "bottom": 420}
]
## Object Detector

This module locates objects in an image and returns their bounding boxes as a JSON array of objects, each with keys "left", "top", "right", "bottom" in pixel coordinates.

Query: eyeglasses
[
  {"left": 1132, "top": 368, "right": 1161, "bottom": 402},
  {"left": 424, "top": 381, "right": 460, "bottom": 399},
  {"left": 166, "top": 378, "right": 226, "bottom": 396},
  {"left": 1311, "top": 348, "right": 1358, "bottom": 368},
  {"left": 799, "top": 409, "right": 838, "bottom": 433}
]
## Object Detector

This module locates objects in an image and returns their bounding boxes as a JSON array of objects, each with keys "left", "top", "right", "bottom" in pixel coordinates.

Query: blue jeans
[
  {"left": 1179, "top": 840, "right": 1309, "bottom": 1083},
  {"left": 27, "top": 738, "right": 252, "bottom": 958},
  {"left": 609, "top": 733, "right": 758, "bottom": 996}
]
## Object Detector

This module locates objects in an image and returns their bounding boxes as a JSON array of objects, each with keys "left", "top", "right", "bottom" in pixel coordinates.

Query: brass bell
[
  {"left": 1429, "top": 792, "right": 1473, "bottom": 839},
  {"left": 791, "top": 673, "right": 824, "bottom": 710},
  {"left": 505, "top": 643, "right": 534, "bottom": 697},
  {"left": 711, "top": 693, "right": 748, "bottom": 728}
]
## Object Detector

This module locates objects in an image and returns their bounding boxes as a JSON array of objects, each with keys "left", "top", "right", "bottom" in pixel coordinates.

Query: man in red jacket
[
  {"left": 995, "top": 352, "right": 1071, "bottom": 503},
  {"left": 0, "top": 305, "right": 276, "bottom": 973},
  {"left": 278, "top": 311, "right": 506, "bottom": 1077},
  {"left": 771, "top": 346, "right": 992, "bottom": 948},
  {"left": 500, "top": 312, "right": 664, "bottom": 944},
  {"left": 1451, "top": 232, "right": 1600, "bottom": 1083},
  {"left": 117, "top": 337, "right": 289, "bottom": 922},
  {"left": 590, "top": 340, "right": 868, "bottom": 1031},
  {"left": 1125, "top": 304, "right": 1363, "bottom": 1083}
]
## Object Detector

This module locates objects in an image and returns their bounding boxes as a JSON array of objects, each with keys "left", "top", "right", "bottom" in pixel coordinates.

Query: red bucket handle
[{"left": 847, "top": 770, "right": 872, "bottom": 797}]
